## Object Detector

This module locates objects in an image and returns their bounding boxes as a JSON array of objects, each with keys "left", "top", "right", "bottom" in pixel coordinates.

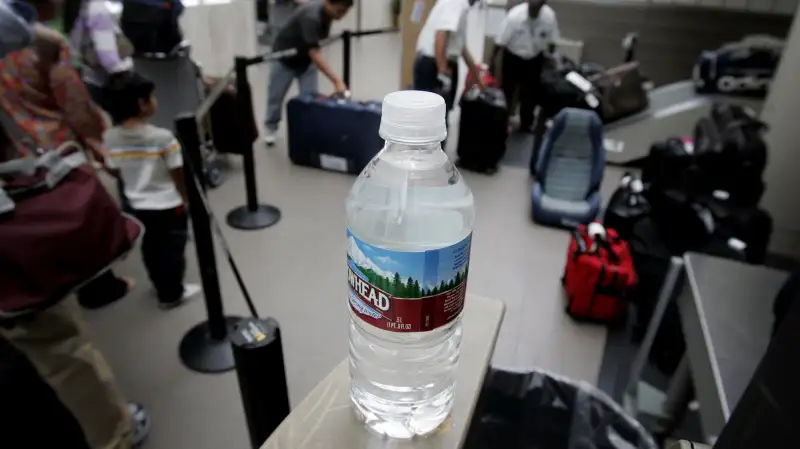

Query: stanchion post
[
  {"left": 342, "top": 30, "right": 352, "bottom": 89},
  {"left": 226, "top": 56, "right": 282, "bottom": 230},
  {"left": 175, "top": 114, "right": 242, "bottom": 373},
  {"left": 236, "top": 57, "right": 260, "bottom": 212},
  {"left": 231, "top": 317, "right": 291, "bottom": 448}
]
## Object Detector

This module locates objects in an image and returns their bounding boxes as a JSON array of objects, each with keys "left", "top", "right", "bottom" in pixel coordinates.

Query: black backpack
[
  {"left": 694, "top": 103, "right": 767, "bottom": 206},
  {"left": 120, "top": 0, "right": 184, "bottom": 55}
]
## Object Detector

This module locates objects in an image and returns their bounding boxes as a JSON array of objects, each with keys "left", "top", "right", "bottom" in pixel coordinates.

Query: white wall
[{"left": 760, "top": 1, "right": 800, "bottom": 256}]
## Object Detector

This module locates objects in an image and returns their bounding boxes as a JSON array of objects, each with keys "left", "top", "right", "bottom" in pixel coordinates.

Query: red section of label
[{"left": 348, "top": 266, "right": 467, "bottom": 333}]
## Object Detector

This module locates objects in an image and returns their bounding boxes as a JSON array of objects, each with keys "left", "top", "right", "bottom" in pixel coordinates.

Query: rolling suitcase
[
  {"left": 563, "top": 224, "right": 637, "bottom": 324},
  {"left": 456, "top": 87, "right": 507, "bottom": 174},
  {"left": 286, "top": 93, "right": 383, "bottom": 175}
]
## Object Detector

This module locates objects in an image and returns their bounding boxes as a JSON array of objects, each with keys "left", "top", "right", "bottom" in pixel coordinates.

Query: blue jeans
[{"left": 265, "top": 61, "right": 318, "bottom": 131}]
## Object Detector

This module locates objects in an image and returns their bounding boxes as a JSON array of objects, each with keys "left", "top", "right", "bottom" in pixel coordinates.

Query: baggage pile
[{"left": 562, "top": 102, "right": 773, "bottom": 336}]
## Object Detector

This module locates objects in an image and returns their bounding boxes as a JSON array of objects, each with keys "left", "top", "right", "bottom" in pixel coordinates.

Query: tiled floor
[{"left": 79, "top": 2, "right": 623, "bottom": 448}]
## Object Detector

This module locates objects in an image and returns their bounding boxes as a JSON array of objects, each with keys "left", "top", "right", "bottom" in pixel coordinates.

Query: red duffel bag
[
  {"left": 563, "top": 223, "right": 637, "bottom": 324},
  {"left": 0, "top": 141, "right": 142, "bottom": 316}
]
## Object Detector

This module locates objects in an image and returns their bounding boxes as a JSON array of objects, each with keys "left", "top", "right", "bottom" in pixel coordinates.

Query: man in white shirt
[
  {"left": 413, "top": 0, "right": 485, "bottom": 127},
  {"left": 492, "top": 0, "right": 559, "bottom": 132}
]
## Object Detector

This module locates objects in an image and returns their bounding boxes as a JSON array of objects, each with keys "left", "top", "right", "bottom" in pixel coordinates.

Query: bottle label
[{"left": 347, "top": 229, "right": 471, "bottom": 333}]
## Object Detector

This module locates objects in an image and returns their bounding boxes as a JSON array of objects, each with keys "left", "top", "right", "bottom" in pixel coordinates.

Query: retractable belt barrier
[{"left": 173, "top": 26, "right": 397, "bottom": 448}]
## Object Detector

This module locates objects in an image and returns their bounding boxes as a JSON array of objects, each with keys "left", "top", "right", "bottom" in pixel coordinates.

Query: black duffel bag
[
  {"left": 641, "top": 137, "right": 699, "bottom": 193},
  {"left": 694, "top": 103, "right": 768, "bottom": 206},
  {"left": 539, "top": 64, "right": 603, "bottom": 120}
]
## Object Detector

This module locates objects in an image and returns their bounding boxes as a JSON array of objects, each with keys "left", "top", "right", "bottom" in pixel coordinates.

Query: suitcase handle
[
  {"left": 571, "top": 228, "right": 587, "bottom": 254},
  {"left": 596, "top": 238, "right": 621, "bottom": 264}
]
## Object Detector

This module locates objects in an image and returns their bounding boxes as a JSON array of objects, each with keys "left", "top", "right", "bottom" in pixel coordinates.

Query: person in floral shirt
[{"left": 0, "top": 6, "right": 150, "bottom": 446}]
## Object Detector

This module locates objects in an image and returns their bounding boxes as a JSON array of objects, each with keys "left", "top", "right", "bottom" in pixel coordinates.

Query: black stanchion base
[
  {"left": 226, "top": 204, "right": 281, "bottom": 230},
  {"left": 179, "top": 317, "right": 243, "bottom": 373}
]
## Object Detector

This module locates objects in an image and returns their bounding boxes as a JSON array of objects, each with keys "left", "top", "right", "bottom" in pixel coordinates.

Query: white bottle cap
[{"left": 379, "top": 90, "right": 447, "bottom": 144}]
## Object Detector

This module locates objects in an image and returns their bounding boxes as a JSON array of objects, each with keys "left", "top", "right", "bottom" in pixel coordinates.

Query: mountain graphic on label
[{"left": 347, "top": 234, "right": 469, "bottom": 300}]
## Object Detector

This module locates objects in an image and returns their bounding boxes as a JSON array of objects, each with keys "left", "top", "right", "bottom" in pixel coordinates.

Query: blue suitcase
[{"left": 287, "top": 94, "right": 383, "bottom": 174}]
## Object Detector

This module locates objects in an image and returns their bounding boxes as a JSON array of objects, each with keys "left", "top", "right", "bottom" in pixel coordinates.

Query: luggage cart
[{"left": 133, "top": 42, "right": 227, "bottom": 188}]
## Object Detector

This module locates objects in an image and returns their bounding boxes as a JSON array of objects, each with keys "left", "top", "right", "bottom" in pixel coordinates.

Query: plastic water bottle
[{"left": 346, "top": 91, "right": 475, "bottom": 438}]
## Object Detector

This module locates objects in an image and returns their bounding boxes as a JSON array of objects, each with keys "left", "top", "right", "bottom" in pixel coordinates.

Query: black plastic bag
[{"left": 465, "top": 369, "right": 657, "bottom": 449}]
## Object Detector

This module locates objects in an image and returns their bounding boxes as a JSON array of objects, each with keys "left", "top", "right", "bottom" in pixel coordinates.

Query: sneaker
[
  {"left": 263, "top": 129, "right": 277, "bottom": 146},
  {"left": 183, "top": 283, "right": 202, "bottom": 300},
  {"left": 157, "top": 283, "right": 201, "bottom": 310},
  {"left": 128, "top": 402, "right": 151, "bottom": 448}
]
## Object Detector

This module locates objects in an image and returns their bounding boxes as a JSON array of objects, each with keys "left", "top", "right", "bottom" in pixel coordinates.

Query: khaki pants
[{"left": 1, "top": 296, "right": 133, "bottom": 449}]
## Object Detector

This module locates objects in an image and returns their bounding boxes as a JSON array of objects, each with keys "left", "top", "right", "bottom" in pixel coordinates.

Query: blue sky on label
[{"left": 347, "top": 231, "right": 470, "bottom": 289}]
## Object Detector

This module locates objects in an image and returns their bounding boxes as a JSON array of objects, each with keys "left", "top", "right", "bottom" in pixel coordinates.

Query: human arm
[
  {"left": 491, "top": 44, "right": 504, "bottom": 86},
  {"left": 462, "top": 48, "right": 486, "bottom": 90},
  {"left": 543, "top": 14, "right": 560, "bottom": 68},
  {"left": 84, "top": 1, "right": 133, "bottom": 74},
  {"left": 308, "top": 47, "right": 347, "bottom": 93},
  {"left": 492, "top": 13, "right": 516, "bottom": 87},
  {"left": 45, "top": 28, "right": 107, "bottom": 156},
  {"left": 162, "top": 137, "right": 188, "bottom": 204},
  {"left": 301, "top": 13, "right": 346, "bottom": 93},
  {"left": 170, "top": 167, "right": 188, "bottom": 205}
]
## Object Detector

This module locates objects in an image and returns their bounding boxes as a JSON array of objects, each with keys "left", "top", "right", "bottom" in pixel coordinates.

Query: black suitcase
[
  {"left": 694, "top": 103, "right": 767, "bottom": 205},
  {"left": 648, "top": 189, "right": 715, "bottom": 254},
  {"left": 708, "top": 202, "right": 773, "bottom": 264},
  {"left": 456, "top": 88, "right": 507, "bottom": 174},
  {"left": 603, "top": 173, "right": 650, "bottom": 240},
  {"left": 286, "top": 93, "right": 383, "bottom": 174},
  {"left": 206, "top": 84, "right": 258, "bottom": 155}
]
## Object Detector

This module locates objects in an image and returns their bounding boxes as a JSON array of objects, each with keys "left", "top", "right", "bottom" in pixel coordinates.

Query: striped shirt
[
  {"left": 104, "top": 123, "right": 184, "bottom": 211},
  {"left": 69, "top": 0, "right": 133, "bottom": 86}
]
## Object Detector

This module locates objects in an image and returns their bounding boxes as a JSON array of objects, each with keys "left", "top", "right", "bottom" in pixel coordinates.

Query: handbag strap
[{"left": 0, "top": 132, "right": 88, "bottom": 214}]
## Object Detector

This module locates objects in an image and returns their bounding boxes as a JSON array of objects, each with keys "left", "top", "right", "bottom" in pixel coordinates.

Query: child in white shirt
[{"left": 103, "top": 71, "right": 200, "bottom": 309}]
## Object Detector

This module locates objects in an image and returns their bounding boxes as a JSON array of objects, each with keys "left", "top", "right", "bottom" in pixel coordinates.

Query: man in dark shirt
[{"left": 264, "top": 0, "right": 353, "bottom": 146}]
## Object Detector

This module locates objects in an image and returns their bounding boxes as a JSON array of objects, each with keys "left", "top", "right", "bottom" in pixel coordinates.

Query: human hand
[
  {"left": 476, "top": 77, "right": 488, "bottom": 91},
  {"left": 437, "top": 72, "right": 453, "bottom": 93},
  {"left": 334, "top": 79, "right": 348, "bottom": 94}
]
